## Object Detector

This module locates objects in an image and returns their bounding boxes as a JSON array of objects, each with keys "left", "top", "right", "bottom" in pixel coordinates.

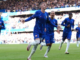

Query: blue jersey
[
  {"left": 25, "top": 10, "right": 48, "bottom": 33},
  {"left": 46, "top": 18, "right": 57, "bottom": 34},
  {"left": 76, "top": 27, "right": 80, "bottom": 34},
  {"left": 76, "top": 27, "right": 80, "bottom": 38},
  {"left": 61, "top": 18, "right": 74, "bottom": 32},
  {"left": 0, "top": 19, "right": 5, "bottom": 29}
]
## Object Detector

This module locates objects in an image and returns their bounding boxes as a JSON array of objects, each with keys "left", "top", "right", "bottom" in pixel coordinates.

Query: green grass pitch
[{"left": 0, "top": 44, "right": 80, "bottom": 60}]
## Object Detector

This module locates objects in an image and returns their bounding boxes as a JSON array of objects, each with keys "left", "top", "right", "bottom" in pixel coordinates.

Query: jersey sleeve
[
  {"left": 25, "top": 11, "right": 39, "bottom": 22},
  {"left": 45, "top": 13, "right": 49, "bottom": 28},
  {"left": 71, "top": 19, "right": 74, "bottom": 28},
  {"left": 1, "top": 20, "right": 5, "bottom": 29},
  {"left": 50, "top": 19, "right": 57, "bottom": 27},
  {"left": 61, "top": 18, "right": 67, "bottom": 27},
  {"left": 76, "top": 27, "right": 78, "bottom": 30}
]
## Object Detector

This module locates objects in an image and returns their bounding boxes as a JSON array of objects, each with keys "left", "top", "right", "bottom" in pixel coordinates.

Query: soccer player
[
  {"left": 0, "top": 15, "right": 5, "bottom": 34},
  {"left": 76, "top": 23, "right": 80, "bottom": 47},
  {"left": 40, "top": 11, "right": 60, "bottom": 57},
  {"left": 59, "top": 13, "right": 74, "bottom": 54},
  {"left": 21, "top": 2, "right": 48, "bottom": 60}
]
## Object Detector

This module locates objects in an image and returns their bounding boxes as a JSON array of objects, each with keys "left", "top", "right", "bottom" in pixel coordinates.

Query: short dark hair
[{"left": 69, "top": 13, "right": 72, "bottom": 15}]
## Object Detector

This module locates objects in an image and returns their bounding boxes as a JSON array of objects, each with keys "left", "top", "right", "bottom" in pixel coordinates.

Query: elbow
[{"left": 61, "top": 23, "right": 63, "bottom": 26}]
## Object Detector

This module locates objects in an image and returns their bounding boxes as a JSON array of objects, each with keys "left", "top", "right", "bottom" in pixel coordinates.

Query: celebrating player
[
  {"left": 40, "top": 11, "right": 61, "bottom": 58},
  {"left": 0, "top": 15, "right": 5, "bottom": 34},
  {"left": 21, "top": 2, "right": 49, "bottom": 60},
  {"left": 59, "top": 13, "right": 74, "bottom": 54},
  {"left": 76, "top": 23, "right": 80, "bottom": 47}
]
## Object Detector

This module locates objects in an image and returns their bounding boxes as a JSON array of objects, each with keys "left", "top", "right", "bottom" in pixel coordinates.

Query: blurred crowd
[
  {"left": 0, "top": 12, "right": 79, "bottom": 44},
  {"left": 0, "top": 33, "right": 34, "bottom": 44},
  {"left": 0, "top": 31, "right": 76, "bottom": 44},
  {"left": 0, "top": 0, "right": 80, "bottom": 12},
  {"left": 4, "top": 12, "right": 80, "bottom": 30}
]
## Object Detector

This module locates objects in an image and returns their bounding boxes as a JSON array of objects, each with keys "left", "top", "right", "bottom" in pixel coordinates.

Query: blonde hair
[{"left": 40, "top": 2, "right": 46, "bottom": 8}]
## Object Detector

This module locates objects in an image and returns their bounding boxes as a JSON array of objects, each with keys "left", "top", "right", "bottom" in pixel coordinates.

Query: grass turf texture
[{"left": 0, "top": 44, "right": 80, "bottom": 60}]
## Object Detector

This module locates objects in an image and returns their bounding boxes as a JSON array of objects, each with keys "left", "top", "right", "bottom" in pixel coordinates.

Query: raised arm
[
  {"left": 50, "top": 20, "right": 57, "bottom": 27},
  {"left": 76, "top": 27, "right": 78, "bottom": 32},
  {"left": 25, "top": 11, "right": 39, "bottom": 22},
  {"left": 61, "top": 19, "right": 67, "bottom": 27}
]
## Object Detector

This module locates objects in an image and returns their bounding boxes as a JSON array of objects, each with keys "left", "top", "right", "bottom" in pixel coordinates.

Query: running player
[
  {"left": 0, "top": 15, "right": 5, "bottom": 34},
  {"left": 59, "top": 13, "right": 74, "bottom": 54},
  {"left": 76, "top": 23, "right": 80, "bottom": 47},
  {"left": 21, "top": 2, "right": 48, "bottom": 60},
  {"left": 40, "top": 11, "right": 61, "bottom": 57}
]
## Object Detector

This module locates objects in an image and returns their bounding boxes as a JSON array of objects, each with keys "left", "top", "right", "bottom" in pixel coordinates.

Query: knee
[
  {"left": 46, "top": 43, "right": 52, "bottom": 46},
  {"left": 35, "top": 40, "right": 40, "bottom": 44}
]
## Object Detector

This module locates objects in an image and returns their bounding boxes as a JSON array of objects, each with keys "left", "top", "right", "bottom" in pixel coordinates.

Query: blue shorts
[
  {"left": 76, "top": 34, "right": 80, "bottom": 39},
  {"left": 62, "top": 31, "right": 72, "bottom": 40},
  {"left": 33, "top": 32, "right": 45, "bottom": 40},
  {"left": 45, "top": 33, "right": 55, "bottom": 44}
]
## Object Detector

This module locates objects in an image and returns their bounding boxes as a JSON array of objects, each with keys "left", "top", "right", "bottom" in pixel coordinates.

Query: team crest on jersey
[
  {"left": 40, "top": 16, "right": 42, "bottom": 17},
  {"left": 47, "top": 40, "right": 49, "bottom": 42},
  {"left": 53, "top": 22, "right": 55, "bottom": 23}
]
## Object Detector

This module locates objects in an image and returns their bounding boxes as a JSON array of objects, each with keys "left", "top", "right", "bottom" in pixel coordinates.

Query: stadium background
[{"left": 0, "top": 0, "right": 80, "bottom": 44}]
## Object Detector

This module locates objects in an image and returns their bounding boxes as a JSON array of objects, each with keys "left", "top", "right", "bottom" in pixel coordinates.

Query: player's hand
[
  {"left": 67, "top": 24, "right": 70, "bottom": 27},
  {"left": 57, "top": 29, "right": 60, "bottom": 34},
  {"left": 20, "top": 20, "right": 25, "bottom": 23},
  {"left": 47, "top": 20, "right": 50, "bottom": 23},
  {"left": 57, "top": 25, "right": 62, "bottom": 30},
  {"left": 76, "top": 30, "right": 78, "bottom": 32},
  {"left": 44, "top": 28, "right": 46, "bottom": 32},
  {"left": 0, "top": 25, "right": 2, "bottom": 27}
]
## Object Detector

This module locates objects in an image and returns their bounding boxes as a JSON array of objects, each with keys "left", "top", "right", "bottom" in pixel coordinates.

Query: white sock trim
[
  {"left": 30, "top": 40, "right": 40, "bottom": 45},
  {"left": 41, "top": 42, "right": 46, "bottom": 46}
]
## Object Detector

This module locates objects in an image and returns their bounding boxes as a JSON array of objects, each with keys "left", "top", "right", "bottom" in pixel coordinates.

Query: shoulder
[
  {"left": 45, "top": 12, "right": 48, "bottom": 14},
  {"left": 76, "top": 27, "right": 78, "bottom": 29},
  {"left": 54, "top": 19, "right": 57, "bottom": 21},
  {"left": 65, "top": 18, "right": 68, "bottom": 20},
  {"left": 72, "top": 19, "right": 74, "bottom": 21},
  {"left": 35, "top": 10, "right": 41, "bottom": 14},
  {"left": 0, "top": 19, "right": 3, "bottom": 22}
]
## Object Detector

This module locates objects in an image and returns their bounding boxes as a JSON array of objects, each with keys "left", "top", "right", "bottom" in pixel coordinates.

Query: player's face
[
  {"left": 78, "top": 24, "right": 80, "bottom": 27},
  {"left": 50, "top": 11, "right": 55, "bottom": 17},
  {"left": 69, "top": 14, "right": 72, "bottom": 18},
  {"left": 41, "top": 3, "right": 47, "bottom": 10}
]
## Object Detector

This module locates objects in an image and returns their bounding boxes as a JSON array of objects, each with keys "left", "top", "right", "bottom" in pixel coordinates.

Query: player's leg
[
  {"left": 59, "top": 37, "right": 66, "bottom": 50},
  {"left": 44, "top": 45, "right": 51, "bottom": 58},
  {"left": 44, "top": 34, "right": 53, "bottom": 58},
  {"left": 77, "top": 38, "right": 79, "bottom": 47},
  {"left": 59, "top": 32, "right": 66, "bottom": 50},
  {"left": 27, "top": 33, "right": 40, "bottom": 51},
  {"left": 77, "top": 35, "right": 80, "bottom": 47},
  {"left": 40, "top": 38, "right": 45, "bottom": 50},
  {"left": 65, "top": 39, "right": 70, "bottom": 54},
  {"left": 40, "top": 33, "right": 46, "bottom": 50},
  {"left": 27, "top": 33, "right": 40, "bottom": 60},
  {"left": 27, "top": 44, "right": 38, "bottom": 60},
  {"left": 65, "top": 32, "right": 71, "bottom": 54}
]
